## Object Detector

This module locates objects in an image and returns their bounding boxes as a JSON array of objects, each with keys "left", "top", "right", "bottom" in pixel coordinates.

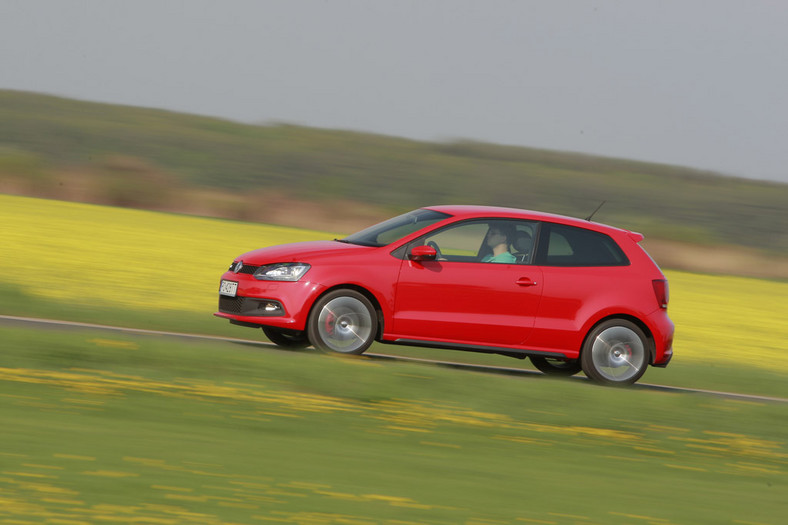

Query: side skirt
[{"left": 385, "top": 338, "right": 571, "bottom": 360}]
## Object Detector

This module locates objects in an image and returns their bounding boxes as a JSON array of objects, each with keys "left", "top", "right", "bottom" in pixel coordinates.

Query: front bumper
[{"left": 214, "top": 275, "right": 326, "bottom": 331}]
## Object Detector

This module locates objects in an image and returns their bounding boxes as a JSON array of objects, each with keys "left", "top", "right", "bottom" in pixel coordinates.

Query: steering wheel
[{"left": 426, "top": 241, "right": 442, "bottom": 259}]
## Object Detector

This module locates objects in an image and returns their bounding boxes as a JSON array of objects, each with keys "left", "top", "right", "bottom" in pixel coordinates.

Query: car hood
[{"left": 235, "top": 240, "right": 377, "bottom": 265}]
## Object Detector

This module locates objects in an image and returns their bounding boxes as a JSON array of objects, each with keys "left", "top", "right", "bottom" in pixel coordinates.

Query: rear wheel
[
  {"left": 530, "top": 356, "right": 582, "bottom": 376},
  {"left": 308, "top": 290, "right": 377, "bottom": 355},
  {"left": 262, "top": 327, "right": 310, "bottom": 349},
  {"left": 581, "top": 319, "right": 649, "bottom": 385}
]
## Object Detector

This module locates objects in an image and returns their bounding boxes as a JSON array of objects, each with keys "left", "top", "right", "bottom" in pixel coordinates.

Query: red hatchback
[{"left": 215, "top": 206, "right": 673, "bottom": 385}]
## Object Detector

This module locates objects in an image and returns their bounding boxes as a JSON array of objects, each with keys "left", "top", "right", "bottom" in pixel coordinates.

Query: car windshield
[{"left": 340, "top": 209, "right": 451, "bottom": 247}]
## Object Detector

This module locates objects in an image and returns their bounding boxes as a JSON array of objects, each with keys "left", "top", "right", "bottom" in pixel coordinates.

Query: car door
[{"left": 391, "top": 219, "right": 543, "bottom": 347}]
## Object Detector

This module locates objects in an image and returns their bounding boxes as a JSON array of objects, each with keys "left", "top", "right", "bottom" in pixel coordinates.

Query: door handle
[{"left": 516, "top": 277, "right": 538, "bottom": 287}]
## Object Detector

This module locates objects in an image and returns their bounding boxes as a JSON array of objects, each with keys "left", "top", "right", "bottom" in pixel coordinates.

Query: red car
[{"left": 215, "top": 206, "right": 673, "bottom": 385}]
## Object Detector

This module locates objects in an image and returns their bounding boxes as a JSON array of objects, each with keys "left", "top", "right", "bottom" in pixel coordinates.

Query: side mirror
[{"left": 409, "top": 245, "right": 437, "bottom": 261}]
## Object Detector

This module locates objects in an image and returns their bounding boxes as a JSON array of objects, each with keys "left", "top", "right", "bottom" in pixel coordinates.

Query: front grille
[{"left": 227, "top": 261, "right": 260, "bottom": 275}]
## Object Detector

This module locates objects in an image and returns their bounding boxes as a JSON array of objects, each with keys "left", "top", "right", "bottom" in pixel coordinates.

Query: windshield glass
[{"left": 341, "top": 209, "right": 451, "bottom": 247}]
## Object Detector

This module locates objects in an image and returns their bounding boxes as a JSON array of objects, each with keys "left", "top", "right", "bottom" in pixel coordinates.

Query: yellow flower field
[
  {"left": 1, "top": 194, "right": 787, "bottom": 372},
  {"left": 0, "top": 194, "right": 335, "bottom": 314},
  {"left": 666, "top": 270, "right": 788, "bottom": 372}
]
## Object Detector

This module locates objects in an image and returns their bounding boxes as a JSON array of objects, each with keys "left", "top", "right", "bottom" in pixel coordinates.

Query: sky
[{"left": 1, "top": 0, "right": 787, "bottom": 183}]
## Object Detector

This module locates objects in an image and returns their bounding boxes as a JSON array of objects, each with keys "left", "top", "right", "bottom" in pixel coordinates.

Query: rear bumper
[
  {"left": 652, "top": 343, "right": 673, "bottom": 367},
  {"left": 647, "top": 310, "right": 674, "bottom": 367}
]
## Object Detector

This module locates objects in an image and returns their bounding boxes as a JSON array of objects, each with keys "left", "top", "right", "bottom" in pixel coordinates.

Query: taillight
[{"left": 652, "top": 279, "right": 669, "bottom": 309}]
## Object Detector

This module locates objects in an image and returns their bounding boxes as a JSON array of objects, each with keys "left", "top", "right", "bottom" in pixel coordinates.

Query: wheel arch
[
  {"left": 582, "top": 314, "right": 657, "bottom": 365},
  {"left": 310, "top": 284, "right": 385, "bottom": 341}
]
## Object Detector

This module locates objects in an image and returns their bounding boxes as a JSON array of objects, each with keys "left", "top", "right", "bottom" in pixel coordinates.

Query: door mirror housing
[{"left": 409, "top": 245, "right": 437, "bottom": 261}]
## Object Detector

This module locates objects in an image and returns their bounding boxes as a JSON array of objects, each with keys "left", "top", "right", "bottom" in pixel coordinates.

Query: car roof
[{"left": 424, "top": 205, "right": 642, "bottom": 241}]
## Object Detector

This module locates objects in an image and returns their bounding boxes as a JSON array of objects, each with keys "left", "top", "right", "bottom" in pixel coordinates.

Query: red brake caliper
[{"left": 324, "top": 312, "right": 336, "bottom": 335}]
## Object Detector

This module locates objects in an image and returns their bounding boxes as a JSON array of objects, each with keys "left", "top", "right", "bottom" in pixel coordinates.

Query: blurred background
[
  {"left": 2, "top": 88, "right": 787, "bottom": 279},
  {"left": 1, "top": 1, "right": 787, "bottom": 281}
]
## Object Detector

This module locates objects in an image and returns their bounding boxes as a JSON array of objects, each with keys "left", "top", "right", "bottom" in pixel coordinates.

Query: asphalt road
[{"left": 1, "top": 314, "right": 785, "bottom": 404}]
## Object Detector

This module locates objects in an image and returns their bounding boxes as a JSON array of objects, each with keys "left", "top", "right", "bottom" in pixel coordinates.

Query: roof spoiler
[{"left": 628, "top": 231, "right": 645, "bottom": 243}]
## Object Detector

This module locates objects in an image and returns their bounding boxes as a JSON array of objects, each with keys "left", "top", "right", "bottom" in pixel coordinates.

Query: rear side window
[{"left": 537, "top": 223, "right": 629, "bottom": 267}]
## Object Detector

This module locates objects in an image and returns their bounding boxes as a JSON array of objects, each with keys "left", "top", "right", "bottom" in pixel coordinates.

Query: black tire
[
  {"left": 530, "top": 356, "right": 582, "bottom": 376},
  {"left": 262, "top": 326, "right": 310, "bottom": 349},
  {"left": 307, "top": 289, "right": 378, "bottom": 355},
  {"left": 581, "top": 319, "right": 649, "bottom": 385}
]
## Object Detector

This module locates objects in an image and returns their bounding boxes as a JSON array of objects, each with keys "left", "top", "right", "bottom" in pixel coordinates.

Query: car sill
[{"left": 389, "top": 338, "right": 570, "bottom": 360}]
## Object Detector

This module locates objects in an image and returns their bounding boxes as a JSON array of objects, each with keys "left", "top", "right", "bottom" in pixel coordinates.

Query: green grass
[
  {"left": 0, "top": 281, "right": 244, "bottom": 339},
  {"left": 2, "top": 278, "right": 788, "bottom": 400},
  {"left": 1, "top": 325, "right": 785, "bottom": 524},
  {"left": 4, "top": 265, "right": 788, "bottom": 401}
]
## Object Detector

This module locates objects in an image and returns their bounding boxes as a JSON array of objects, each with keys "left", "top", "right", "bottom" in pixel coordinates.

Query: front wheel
[
  {"left": 581, "top": 319, "right": 649, "bottom": 385},
  {"left": 307, "top": 290, "right": 378, "bottom": 355}
]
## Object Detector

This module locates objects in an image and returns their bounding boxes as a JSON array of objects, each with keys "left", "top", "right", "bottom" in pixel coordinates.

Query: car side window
[
  {"left": 410, "top": 219, "right": 538, "bottom": 264},
  {"left": 505, "top": 222, "right": 538, "bottom": 264},
  {"left": 422, "top": 222, "right": 488, "bottom": 261},
  {"left": 538, "top": 223, "right": 629, "bottom": 266}
]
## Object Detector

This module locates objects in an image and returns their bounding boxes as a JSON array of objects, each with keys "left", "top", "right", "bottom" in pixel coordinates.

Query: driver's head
[{"left": 485, "top": 222, "right": 512, "bottom": 248}]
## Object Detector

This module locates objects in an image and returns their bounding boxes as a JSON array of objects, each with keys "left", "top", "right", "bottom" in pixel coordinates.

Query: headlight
[{"left": 253, "top": 263, "right": 311, "bottom": 282}]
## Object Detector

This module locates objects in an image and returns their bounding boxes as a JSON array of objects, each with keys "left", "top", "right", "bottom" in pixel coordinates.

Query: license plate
[{"left": 219, "top": 280, "right": 238, "bottom": 297}]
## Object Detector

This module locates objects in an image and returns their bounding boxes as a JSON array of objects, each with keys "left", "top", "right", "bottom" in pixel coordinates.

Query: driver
[{"left": 481, "top": 224, "right": 516, "bottom": 264}]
